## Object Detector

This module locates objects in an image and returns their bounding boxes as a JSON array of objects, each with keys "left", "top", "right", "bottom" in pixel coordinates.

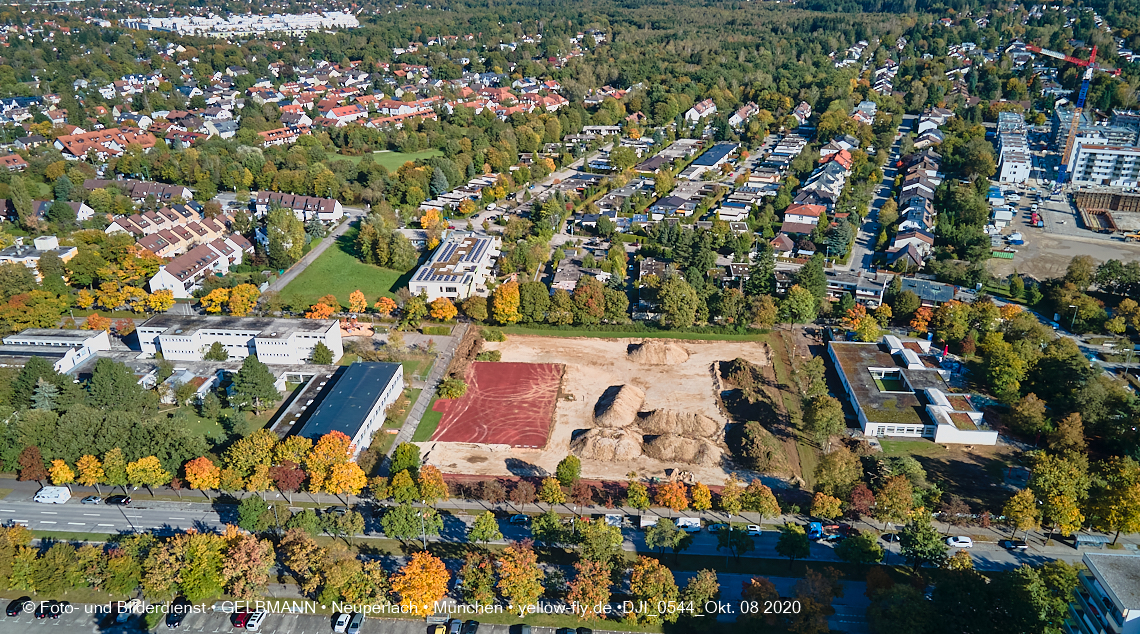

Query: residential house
[
  {"left": 32, "top": 200, "right": 94, "bottom": 223},
  {"left": 55, "top": 128, "right": 157, "bottom": 161},
  {"left": 147, "top": 234, "right": 254, "bottom": 298},
  {"left": 254, "top": 191, "right": 344, "bottom": 222},
  {"left": 684, "top": 98, "right": 717, "bottom": 123},
  {"left": 0, "top": 154, "right": 27, "bottom": 172}
]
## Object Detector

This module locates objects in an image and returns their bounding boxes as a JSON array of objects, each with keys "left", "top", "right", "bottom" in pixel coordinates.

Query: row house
[
  {"left": 258, "top": 127, "right": 301, "bottom": 147},
  {"left": 254, "top": 192, "right": 345, "bottom": 222},
  {"left": 136, "top": 215, "right": 230, "bottom": 258},
  {"left": 321, "top": 104, "right": 368, "bottom": 123},
  {"left": 105, "top": 203, "right": 206, "bottom": 236},
  {"left": 148, "top": 234, "right": 254, "bottom": 298},
  {"left": 0, "top": 154, "right": 27, "bottom": 171},
  {"left": 54, "top": 128, "right": 157, "bottom": 161}
]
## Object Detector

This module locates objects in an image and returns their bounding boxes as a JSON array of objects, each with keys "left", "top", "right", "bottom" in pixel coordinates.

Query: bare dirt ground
[
  {"left": 417, "top": 335, "right": 771, "bottom": 485},
  {"left": 988, "top": 203, "right": 1140, "bottom": 281}
]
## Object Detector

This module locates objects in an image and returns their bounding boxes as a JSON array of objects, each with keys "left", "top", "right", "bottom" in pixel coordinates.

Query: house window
[{"left": 445, "top": 287, "right": 457, "bottom": 293}]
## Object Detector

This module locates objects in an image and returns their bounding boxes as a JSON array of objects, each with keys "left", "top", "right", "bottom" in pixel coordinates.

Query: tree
[
  {"left": 496, "top": 541, "right": 544, "bottom": 610},
  {"left": 716, "top": 527, "right": 755, "bottom": 560},
  {"left": 531, "top": 509, "right": 569, "bottom": 548},
  {"left": 810, "top": 492, "right": 843, "bottom": 520},
  {"left": 555, "top": 455, "right": 581, "bottom": 487},
  {"left": 1049, "top": 412, "right": 1087, "bottom": 455},
  {"left": 203, "top": 341, "right": 229, "bottom": 361},
  {"left": 874, "top": 476, "right": 914, "bottom": 524},
  {"left": 227, "top": 284, "right": 260, "bottom": 317},
  {"left": 267, "top": 204, "right": 306, "bottom": 267},
  {"left": 460, "top": 296, "right": 487, "bottom": 322},
  {"left": 742, "top": 481, "right": 781, "bottom": 525},
  {"left": 184, "top": 456, "right": 222, "bottom": 494},
  {"left": 899, "top": 514, "right": 947, "bottom": 571},
  {"left": 538, "top": 477, "right": 565, "bottom": 504},
  {"left": 780, "top": 285, "right": 818, "bottom": 324},
  {"left": 390, "top": 551, "right": 449, "bottom": 615},
  {"left": 75, "top": 455, "right": 104, "bottom": 491},
  {"left": 127, "top": 456, "right": 171, "bottom": 491},
  {"left": 681, "top": 569, "right": 720, "bottom": 617},
  {"left": 348, "top": 290, "right": 367, "bottom": 314},
  {"left": 492, "top": 281, "right": 521, "bottom": 324},
  {"left": 691, "top": 482, "right": 712, "bottom": 511},
  {"left": 231, "top": 356, "right": 279, "bottom": 414},
  {"left": 305, "top": 431, "right": 354, "bottom": 494},
  {"left": 628, "top": 556, "right": 680, "bottom": 624},
  {"left": 718, "top": 475, "right": 744, "bottom": 516},
  {"left": 626, "top": 480, "right": 651, "bottom": 514},
  {"left": 16, "top": 447, "right": 47, "bottom": 482},
  {"left": 238, "top": 496, "right": 270, "bottom": 533},
  {"left": 775, "top": 523, "right": 810, "bottom": 567},
  {"left": 374, "top": 296, "right": 398, "bottom": 318},
  {"left": 311, "top": 342, "right": 334, "bottom": 364},
  {"left": 1008, "top": 393, "right": 1049, "bottom": 437},
  {"left": 645, "top": 519, "right": 692, "bottom": 563},
  {"left": 460, "top": 552, "right": 496, "bottom": 606},
  {"left": 103, "top": 448, "right": 128, "bottom": 489},
  {"left": 1089, "top": 458, "right": 1140, "bottom": 545},
  {"left": 417, "top": 465, "right": 449, "bottom": 505},
  {"left": 575, "top": 517, "right": 623, "bottom": 562},
  {"left": 429, "top": 297, "right": 458, "bottom": 321},
  {"left": 390, "top": 444, "right": 421, "bottom": 478},
  {"left": 814, "top": 446, "right": 862, "bottom": 498},
  {"left": 88, "top": 358, "right": 149, "bottom": 412},
  {"left": 222, "top": 529, "right": 275, "bottom": 600},
  {"left": 567, "top": 559, "right": 612, "bottom": 621},
  {"left": 803, "top": 394, "right": 845, "bottom": 449},
  {"left": 660, "top": 276, "right": 698, "bottom": 328},
  {"left": 468, "top": 511, "right": 503, "bottom": 547},
  {"left": 49, "top": 459, "right": 74, "bottom": 486},
  {"left": 655, "top": 480, "right": 690, "bottom": 512}
]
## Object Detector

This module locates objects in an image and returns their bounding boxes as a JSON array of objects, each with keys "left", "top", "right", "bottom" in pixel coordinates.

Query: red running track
[{"left": 431, "top": 362, "right": 563, "bottom": 448}]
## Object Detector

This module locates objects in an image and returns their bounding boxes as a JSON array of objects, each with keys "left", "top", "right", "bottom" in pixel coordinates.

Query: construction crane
[{"left": 1026, "top": 44, "right": 1121, "bottom": 186}]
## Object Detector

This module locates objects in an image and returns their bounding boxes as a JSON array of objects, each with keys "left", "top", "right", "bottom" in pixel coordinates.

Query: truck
[
  {"left": 1124, "top": 233, "right": 1140, "bottom": 242},
  {"left": 676, "top": 517, "right": 702, "bottom": 533},
  {"left": 33, "top": 486, "right": 70, "bottom": 504}
]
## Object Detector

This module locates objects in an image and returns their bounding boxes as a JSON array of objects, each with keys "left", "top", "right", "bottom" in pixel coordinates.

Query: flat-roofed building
[
  {"left": 408, "top": 233, "right": 501, "bottom": 301},
  {"left": 294, "top": 362, "right": 404, "bottom": 457},
  {"left": 136, "top": 315, "right": 342, "bottom": 365},
  {"left": 0, "top": 328, "right": 112, "bottom": 373},
  {"left": 1067, "top": 554, "right": 1140, "bottom": 634}
]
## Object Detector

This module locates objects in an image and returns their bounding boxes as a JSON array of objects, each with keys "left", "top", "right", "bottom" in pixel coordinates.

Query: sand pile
[
  {"left": 628, "top": 340, "right": 690, "bottom": 365},
  {"left": 638, "top": 410, "right": 722, "bottom": 438},
  {"left": 642, "top": 435, "right": 722, "bottom": 465},
  {"left": 593, "top": 385, "right": 645, "bottom": 428},
  {"left": 571, "top": 429, "right": 643, "bottom": 461}
]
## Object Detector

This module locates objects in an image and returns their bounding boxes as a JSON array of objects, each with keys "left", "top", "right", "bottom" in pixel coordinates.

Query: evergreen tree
[
  {"left": 31, "top": 378, "right": 58, "bottom": 411},
  {"left": 203, "top": 341, "right": 229, "bottom": 361},
  {"left": 429, "top": 167, "right": 450, "bottom": 198},
  {"left": 87, "top": 358, "right": 149, "bottom": 412},
  {"left": 744, "top": 242, "right": 775, "bottom": 296},
  {"left": 311, "top": 342, "right": 333, "bottom": 364},
  {"left": 795, "top": 254, "right": 827, "bottom": 301},
  {"left": 231, "top": 356, "right": 280, "bottom": 414}
]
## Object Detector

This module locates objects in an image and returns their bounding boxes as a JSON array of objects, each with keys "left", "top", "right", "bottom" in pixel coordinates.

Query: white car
[
  {"left": 334, "top": 613, "right": 352, "bottom": 633},
  {"left": 246, "top": 611, "right": 267, "bottom": 631},
  {"left": 946, "top": 536, "right": 974, "bottom": 548},
  {"left": 746, "top": 525, "right": 762, "bottom": 535}
]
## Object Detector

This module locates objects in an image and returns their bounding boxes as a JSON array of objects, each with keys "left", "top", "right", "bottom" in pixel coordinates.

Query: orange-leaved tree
[
  {"left": 348, "top": 290, "right": 368, "bottom": 314},
  {"left": 374, "top": 296, "right": 397, "bottom": 317},
  {"left": 82, "top": 313, "right": 112, "bottom": 331},
  {"left": 491, "top": 281, "right": 521, "bottom": 324},
  {"left": 391, "top": 551, "right": 450, "bottom": 615},
  {"left": 305, "top": 294, "right": 340, "bottom": 319},
  {"left": 184, "top": 456, "right": 222, "bottom": 496},
  {"left": 429, "top": 297, "right": 457, "bottom": 321},
  {"left": 496, "top": 541, "right": 543, "bottom": 610},
  {"left": 228, "top": 284, "right": 261, "bottom": 317},
  {"left": 201, "top": 288, "right": 231, "bottom": 314},
  {"left": 305, "top": 431, "right": 353, "bottom": 493},
  {"left": 655, "top": 480, "right": 690, "bottom": 512}
]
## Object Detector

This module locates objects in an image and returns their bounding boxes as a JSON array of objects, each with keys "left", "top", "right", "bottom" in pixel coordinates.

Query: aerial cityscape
[{"left": 0, "top": 0, "right": 1133, "bottom": 632}]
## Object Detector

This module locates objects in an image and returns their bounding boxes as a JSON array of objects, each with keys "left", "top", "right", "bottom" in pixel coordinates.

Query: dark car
[
  {"left": 576, "top": 628, "right": 594, "bottom": 634},
  {"left": 35, "top": 601, "right": 67, "bottom": 619},
  {"left": 881, "top": 533, "right": 900, "bottom": 543},
  {"left": 6, "top": 597, "right": 31, "bottom": 617},
  {"left": 1000, "top": 539, "right": 1029, "bottom": 551},
  {"left": 167, "top": 597, "right": 193, "bottom": 629},
  {"left": 462, "top": 620, "right": 480, "bottom": 634},
  {"left": 106, "top": 495, "right": 132, "bottom": 505},
  {"left": 232, "top": 611, "right": 252, "bottom": 628},
  {"left": 555, "top": 629, "right": 575, "bottom": 634}
]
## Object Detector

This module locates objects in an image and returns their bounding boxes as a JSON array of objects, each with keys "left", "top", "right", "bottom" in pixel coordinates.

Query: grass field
[
  {"left": 880, "top": 438, "right": 949, "bottom": 457},
  {"left": 280, "top": 225, "right": 410, "bottom": 307},
  {"left": 331, "top": 149, "right": 442, "bottom": 171},
  {"left": 412, "top": 395, "right": 444, "bottom": 442}
]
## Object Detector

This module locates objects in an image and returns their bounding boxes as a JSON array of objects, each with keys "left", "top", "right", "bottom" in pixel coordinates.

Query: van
[{"left": 33, "top": 486, "right": 71, "bottom": 504}]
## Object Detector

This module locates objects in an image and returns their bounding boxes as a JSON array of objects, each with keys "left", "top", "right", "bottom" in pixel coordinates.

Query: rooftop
[
  {"left": 3, "top": 329, "right": 103, "bottom": 344},
  {"left": 1086, "top": 554, "right": 1140, "bottom": 611},
  {"left": 829, "top": 341, "right": 949, "bottom": 426},
  {"left": 138, "top": 315, "right": 336, "bottom": 338},
  {"left": 295, "top": 362, "right": 402, "bottom": 441},
  {"left": 412, "top": 234, "right": 498, "bottom": 285}
]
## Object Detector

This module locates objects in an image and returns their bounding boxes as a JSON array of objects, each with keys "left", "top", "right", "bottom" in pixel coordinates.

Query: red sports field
[{"left": 431, "top": 362, "right": 563, "bottom": 448}]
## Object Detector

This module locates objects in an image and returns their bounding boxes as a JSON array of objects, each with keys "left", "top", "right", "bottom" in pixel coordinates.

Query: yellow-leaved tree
[{"left": 391, "top": 551, "right": 450, "bottom": 615}]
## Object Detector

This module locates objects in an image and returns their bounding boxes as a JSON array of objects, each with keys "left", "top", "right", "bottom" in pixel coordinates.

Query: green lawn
[
  {"left": 331, "top": 149, "right": 442, "bottom": 171},
  {"left": 879, "top": 438, "right": 948, "bottom": 457},
  {"left": 412, "top": 395, "right": 444, "bottom": 442},
  {"left": 281, "top": 225, "right": 410, "bottom": 307}
]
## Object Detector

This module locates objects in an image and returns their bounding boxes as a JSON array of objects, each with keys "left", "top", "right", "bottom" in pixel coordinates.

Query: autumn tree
[
  {"left": 566, "top": 559, "right": 612, "bottom": 621},
  {"left": 227, "top": 284, "right": 260, "bottom": 317},
  {"left": 491, "top": 281, "right": 521, "bottom": 324},
  {"left": 49, "top": 459, "right": 74, "bottom": 486},
  {"left": 776, "top": 523, "right": 811, "bottom": 567},
  {"left": 655, "top": 480, "right": 689, "bottom": 512},
  {"left": 17, "top": 446, "right": 48, "bottom": 482},
  {"left": 222, "top": 527, "right": 275, "bottom": 600},
  {"left": 538, "top": 477, "right": 565, "bottom": 504},
  {"left": 468, "top": 511, "right": 504, "bottom": 547},
  {"left": 626, "top": 479, "right": 651, "bottom": 515},
  {"left": 811, "top": 492, "right": 843, "bottom": 520},
  {"left": 496, "top": 541, "right": 544, "bottom": 610},
  {"left": 1089, "top": 457, "right": 1140, "bottom": 545},
  {"left": 417, "top": 465, "right": 449, "bottom": 505},
  {"left": 75, "top": 455, "right": 104, "bottom": 491},
  {"left": 390, "top": 551, "right": 449, "bottom": 615},
  {"left": 874, "top": 476, "right": 914, "bottom": 524},
  {"left": 428, "top": 297, "right": 458, "bottom": 321},
  {"left": 627, "top": 556, "right": 680, "bottom": 624},
  {"left": 718, "top": 475, "right": 745, "bottom": 516},
  {"left": 374, "top": 296, "right": 397, "bottom": 317},
  {"left": 305, "top": 431, "right": 354, "bottom": 493},
  {"left": 127, "top": 456, "right": 170, "bottom": 491},
  {"left": 184, "top": 456, "right": 222, "bottom": 495},
  {"left": 460, "top": 552, "right": 495, "bottom": 606},
  {"left": 691, "top": 482, "right": 712, "bottom": 511},
  {"left": 348, "top": 290, "right": 367, "bottom": 314}
]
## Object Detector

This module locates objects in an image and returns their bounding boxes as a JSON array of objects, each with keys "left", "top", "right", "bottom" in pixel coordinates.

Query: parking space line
[{"left": 40, "top": 521, "right": 56, "bottom": 524}]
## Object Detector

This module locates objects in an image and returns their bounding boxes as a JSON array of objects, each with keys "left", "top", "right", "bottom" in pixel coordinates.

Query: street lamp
[
  {"left": 419, "top": 500, "right": 428, "bottom": 550},
  {"left": 1069, "top": 304, "right": 1078, "bottom": 332}
]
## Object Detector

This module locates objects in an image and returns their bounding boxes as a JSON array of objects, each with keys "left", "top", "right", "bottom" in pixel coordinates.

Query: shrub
[
  {"left": 423, "top": 326, "right": 451, "bottom": 336},
  {"left": 482, "top": 328, "right": 506, "bottom": 342},
  {"left": 475, "top": 351, "right": 501, "bottom": 361},
  {"left": 438, "top": 377, "right": 468, "bottom": 399}
]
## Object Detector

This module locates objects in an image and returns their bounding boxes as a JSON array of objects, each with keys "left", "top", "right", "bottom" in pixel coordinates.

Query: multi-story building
[
  {"left": 407, "top": 233, "right": 501, "bottom": 301},
  {"left": 136, "top": 315, "right": 343, "bottom": 365},
  {"left": 0, "top": 328, "right": 111, "bottom": 374},
  {"left": 147, "top": 234, "right": 254, "bottom": 297},
  {"left": 997, "top": 112, "right": 1032, "bottom": 184},
  {"left": 1068, "top": 143, "right": 1140, "bottom": 187},
  {"left": 294, "top": 362, "right": 404, "bottom": 457},
  {"left": 254, "top": 191, "right": 344, "bottom": 222},
  {"left": 0, "top": 236, "right": 77, "bottom": 279},
  {"left": 1066, "top": 553, "right": 1140, "bottom": 634}
]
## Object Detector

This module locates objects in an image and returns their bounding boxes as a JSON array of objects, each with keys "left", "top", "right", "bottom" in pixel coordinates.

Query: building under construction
[{"left": 1073, "top": 188, "right": 1140, "bottom": 234}]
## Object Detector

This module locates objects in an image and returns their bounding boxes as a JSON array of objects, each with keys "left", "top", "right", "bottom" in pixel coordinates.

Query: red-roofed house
[
  {"left": 0, "top": 154, "right": 27, "bottom": 172},
  {"left": 320, "top": 104, "right": 367, "bottom": 123},
  {"left": 784, "top": 203, "right": 825, "bottom": 226}
]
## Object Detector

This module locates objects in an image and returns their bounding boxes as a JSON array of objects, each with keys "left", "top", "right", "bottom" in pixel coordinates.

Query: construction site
[
  {"left": 1074, "top": 189, "right": 1140, "bottom": 238},
  {"left": 417, "top": 336, "right": 772, "bottom": 484}
]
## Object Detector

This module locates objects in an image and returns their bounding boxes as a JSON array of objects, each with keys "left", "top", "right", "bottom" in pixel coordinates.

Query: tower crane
[{"left": 1026, "top": 44, "right": 1121, "bottom": 186}]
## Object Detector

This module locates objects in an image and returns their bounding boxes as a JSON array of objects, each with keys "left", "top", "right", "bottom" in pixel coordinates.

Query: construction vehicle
[
  {"left": 1124, "top": 233, "right": 1140, "bottom": 242},
  {"left": 1027, "top": 44, "right": 1121, "bottom": 185}
]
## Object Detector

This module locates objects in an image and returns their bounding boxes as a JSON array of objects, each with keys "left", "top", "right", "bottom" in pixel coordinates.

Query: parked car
[
  {"left": 333, "top": 613, "right": 352, "bottom": 633},
  {"left": 576, "top": 628, "right": 593, "bottom": 634},
  {"left": 232, "top": 611, "right": 252, "bottom": 628},
  {"left": 509, "top": 514, "right": 529, "bottom": 525},
  {"left": 1000, "top": 539, "right": 1028, "bottom": 551},
  {"left": 106, "top": 495, "right": 132, "bottom": 505},
  {"left": 167, "top": 597, "right": 193, "bottom": 629},
  {"left": 556, "top": 629, "right": 576, "bottom": 634},
  {"left": 6, "top": 597, "right": 31, "bottom": 617},
  {"left": 246, "top": 611, "right": 267, "bottom": 631},
  {"left": 881, "top": 533, "right": 900, "bottom": 543},
  {"left": 346, "top": 612, "right": 364, "bottom": 634},
  {"left": 448, "top": 618, "right": 463, "bottom": 634},
  {"left": 707, "top": 523, "right": 727, "bottom": 533},
  {"left": 746, "top": 525, "right": 762, "bottom": 535},
  {"left": 80, "top": 495, "right": 101, "bottom": 505},
  {"left": 429, "top": 626, "right": 446, "bottom": 634},
  {"left": 946, "top": 536, "right": 974, "bottom": 548},
  {"left": 462, "top": 620, "right": 480, "bottom": 634},
  {"left": 35, "top": 601, "right": 66, "bottom": 619}
]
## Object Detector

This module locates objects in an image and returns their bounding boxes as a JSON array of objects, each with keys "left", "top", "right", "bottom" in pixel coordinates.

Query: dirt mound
[
  {"left": 593, "top": 385, "right": 645, "bottom": 428},
  {"left": 638, "top": 410, "right": 722, "bottom": 438},
  {"left": 628, "top": 340, "right": 690, "bottom": 365},
  {"left": 642, "top": 435, "right": 722, "bottom": 465},
  {"left": 571, "top": 428, "right": 643, "bottom": 461}
]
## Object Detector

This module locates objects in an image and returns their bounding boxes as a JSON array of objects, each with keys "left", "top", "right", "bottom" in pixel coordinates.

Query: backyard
[{"left": 280, "top": 225, "right": 410, "bottom": 307}]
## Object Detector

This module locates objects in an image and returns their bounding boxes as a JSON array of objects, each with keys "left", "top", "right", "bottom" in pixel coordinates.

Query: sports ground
[{"left": 430, "top": 362, "right": 563, "bottom": 448}]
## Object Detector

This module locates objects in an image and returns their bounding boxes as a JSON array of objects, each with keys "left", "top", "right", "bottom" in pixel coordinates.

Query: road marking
[
  {"left": 39, "top": 511, "right": 57, "bottom": 514},
  {"left": 126, "top": 515, "right": 142, "bottom": 518},
  {"left": 39, "top": 521, "right": 55, "bottom": 524},
  {"left": 13, "top": 519, "right": 26, "bottom": 523},
  {"left": 169, "top": 517, "right": 186, "bottom": 520},
  {"left": 0, "top": 509, "right": 14, "bottom": 512}
]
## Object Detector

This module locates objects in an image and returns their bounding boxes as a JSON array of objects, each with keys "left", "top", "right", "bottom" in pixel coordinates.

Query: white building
[
  {"left": 294, "top": 362, "right": 404, "bottom": 458},
  {"left": 136, "top": 315, "right": 343, "bottom": 365},
  {"left": 684, "top": 98, "right": 717, "bottom": 123},
  {"left": 254, "top": 191, "right": 345, "bottom": 222},
  {"left": 0, "top": 328, "right": 112, "bottom": 374},
  {"left": 997, "top": 112, "right": 1032, "bottom": 184},
  {"left": 147, "top": 234, "right": 254, "bottom": 298},
  {"left": 408, "top": 233, "right": 502, "bottom": 301},
  {"left": 1067, "top": 554, "right": 1140, "bottom": 634},
  {"left": 1068, "top": 143, "right": 1140, "bottom": 187},
  {"left": 0, "top": 236, "right": 78, "bottom": 280}
]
